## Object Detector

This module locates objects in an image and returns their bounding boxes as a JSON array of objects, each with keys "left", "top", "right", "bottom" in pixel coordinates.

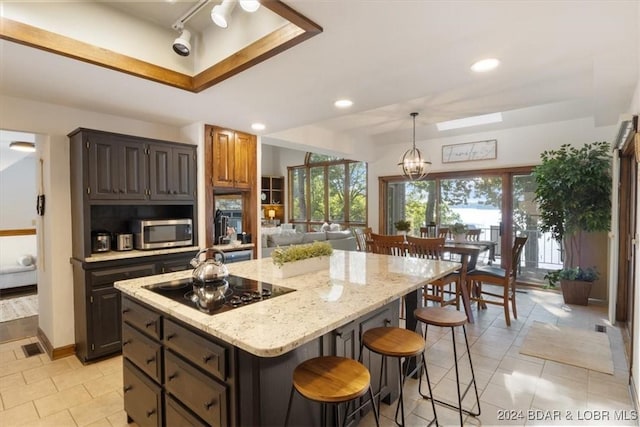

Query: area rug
[
  {"left": 519, "top": 321, "right": 614, "bottom": 375},
  {"left": 0, "top": 295, "right": 38, "bottom": 322}
]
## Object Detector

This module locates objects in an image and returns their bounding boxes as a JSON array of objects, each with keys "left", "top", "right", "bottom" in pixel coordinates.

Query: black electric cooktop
[{"left": 143, "top": 274, "right": 295, "bottom": 315}]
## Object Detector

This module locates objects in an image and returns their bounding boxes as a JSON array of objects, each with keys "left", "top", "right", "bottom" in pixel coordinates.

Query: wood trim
[
  {"left": 0, "top": 17, "right": 193, "bottom": 91},
  {"left": 37, "top": 327, "right": 76, "bottom": 361},
  {"left": 0, "top": 1, "right": 322, "bottom": 93},
  {"left": 0, "top": 228, "right": 36, "bottom": 237}
]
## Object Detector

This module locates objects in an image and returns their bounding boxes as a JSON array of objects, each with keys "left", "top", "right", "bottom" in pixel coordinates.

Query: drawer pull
[
  {"left": 146, "top": 356, "right": 156, "bottom": 365},
  {"left": 204, "top": 399, "right": 216, "bottom": 410},
  {"left": 123, "top": 385, "right": 132, "bottom": 393},
  {"left": 384, "top": 318, "right": 391, "bottom": 326},
  {"left": 122, "top": 340, "right": 131, "bottom": 346},
  {"left": 166, "top": 333, "right": 176, "bottom": 341},
  {"left": 335, "top": 331, "right": 343, "bottom": 338},
  {"left": 122, "top": 308, "right": 130, "bottom": 314},
  {"left": 145, "top": 320, "right": 155, "bottom": 328},
  {"left": 202, "top": 354, "right": 215, "bottom": 363},
  {"left": 146, "top": 409, "right": 156, "bottom": 418},
  {"left": 168, "top": 373, "right": 178, "bottom": 381}
]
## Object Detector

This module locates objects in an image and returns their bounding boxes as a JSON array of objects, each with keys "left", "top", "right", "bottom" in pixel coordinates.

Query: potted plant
[
  {"left": 534, "top": 141, "right": 611, "bottom": 305},
  {"left": 394, "top": 219, "right": 411, "bottom": 235},
  {"left": 272, "top": 241, "right": 333, "bottom": 278},
  {"left": 450, "top": 222, "right": 467, "bottom": 242}
]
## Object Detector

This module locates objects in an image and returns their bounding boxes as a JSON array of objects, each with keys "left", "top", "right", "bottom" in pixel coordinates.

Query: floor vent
[
  {"left": 595, "top": 324, "right": 607, "bottom": 333},
  {"left": 22, "top": 342, "right": 44, "bottom": 358}
]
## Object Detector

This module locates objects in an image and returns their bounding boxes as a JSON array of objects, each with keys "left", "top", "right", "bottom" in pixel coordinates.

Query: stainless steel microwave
[{"left": 131, "top": 219, "right": 193, "bottom": 250}]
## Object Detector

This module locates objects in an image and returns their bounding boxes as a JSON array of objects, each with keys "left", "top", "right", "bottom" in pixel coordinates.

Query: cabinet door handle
[
  {"left": 166, "top": 333, "right": 176, "bottom": 341},
  {"left": 204, "top": 399, "right": 216, "bottom": 410},
  {"left": 168, "top": 372, "right": 178, "bottom": 381},
  {"left": 112, "top": 189, "right": 118, "bottom": 193},
  {"left": 122, "top": 308, "right": 130, "bottom": 314},
  {"left": 146, "top": 409, "right": 156, "bottom": 418},
  {"left": 123, "top": 385, "right": 132, "bottom": 393},
  {"left": 122, "top": 340, "right": 131, "bottom": 346},
  {"left": 119, "top": 189, "right": 124, "bottom": 193},
  {"left": 335, "top": 331, "right": 343, "bottom": 338},
  {"left": 384, "top": 319, "right": 391, "bottom": 326},
  {"left": 145, "top": 320, "right": 155, "bottom": 328},
  {"left": 202, "top": 354, "right": 215, "bottom": 363},
  {"left": 146, "top": 356, "right": 155, "bottom": 365}
]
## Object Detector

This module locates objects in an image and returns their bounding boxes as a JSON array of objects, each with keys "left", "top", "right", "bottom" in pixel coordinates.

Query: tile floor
[{"left": 0, "top": 286, "right": 636, "bottom": 426}]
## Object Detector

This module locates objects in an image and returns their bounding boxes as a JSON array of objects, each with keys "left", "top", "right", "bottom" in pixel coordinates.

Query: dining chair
[
  {"left": 354, "top": 227, "right": 372, "bottom": 252},
  {"left": 437, "top": 227, "right": 450, "bottom": 239},
  {"left": 419, "top": 227, "right": 428, "bottom": 238},
  {"left": 465, "top": 229, "right": 481, "bottom": 241},
  {"left": 467, "top": 236, "right": 528, "bottom": 326},
  {"left": 406, "top": 236, "right": 460, "bottom": 309},
  {"left": 368, "top": 233, "right": 407, "bottom": 256}
]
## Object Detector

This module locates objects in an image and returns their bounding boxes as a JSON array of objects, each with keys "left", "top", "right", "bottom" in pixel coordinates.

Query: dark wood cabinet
[
  {"left": 87, "top": 134, "right": 148, "bottom": 200},
  {"left": 71, "top": 251, "right": 196, "bottom": 363},
  {"left": 123, "top": 359, "right": 163, "bottom": 427},
  {"left": 149, "top": 143, "right": 196, "bottom": 201}
]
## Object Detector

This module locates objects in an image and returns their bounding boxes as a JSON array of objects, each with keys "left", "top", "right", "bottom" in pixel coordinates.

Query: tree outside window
[{"left": 288, "top": 153, "right": 367, "bottom": 231}]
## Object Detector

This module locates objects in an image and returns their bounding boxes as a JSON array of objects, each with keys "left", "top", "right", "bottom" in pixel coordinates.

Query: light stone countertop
[
  {"left": 85, "top": 246, "right": 200, "bottom": 262},
  {"left": 114, "top": 250, "right": 460, "bottom": 357}
]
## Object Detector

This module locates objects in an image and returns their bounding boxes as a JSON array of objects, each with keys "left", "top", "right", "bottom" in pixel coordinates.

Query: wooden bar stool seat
[
  {"left": 361, "top": 327, "right": 437, "bottom": 426},
  {"left": 414, "top": 307, "right": 481, "bottom": 426},
  {"left": 284, "top": 356, "right": 379, "bottom": 426}
]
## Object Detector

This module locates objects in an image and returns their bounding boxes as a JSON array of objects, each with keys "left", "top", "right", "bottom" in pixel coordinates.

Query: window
[{"left": 288, "top": 153, "right": 367, "bottom": 231}]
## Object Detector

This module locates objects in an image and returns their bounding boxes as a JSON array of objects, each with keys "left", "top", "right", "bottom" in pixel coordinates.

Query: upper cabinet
[
  {"left": 71, "top": 128, "right": 196, "bottom": 203},
  {"left": 149, "top": 143, "right": 196, "bottom": 201},
  {"left": 87, "top": 133, "right": 148, "bottom": 200},
  {"left": 209, "top": 127, "right": 256, "bottom": 189}
]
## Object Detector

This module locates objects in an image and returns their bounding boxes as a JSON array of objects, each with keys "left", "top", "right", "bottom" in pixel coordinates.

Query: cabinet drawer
[
  {"left": 122, "top": 297, "right": 161, "bottom": 340},
  {"left": 164, "top": 349, "right": 228, "bottom": 427},
  {"left": 90, "top": 264, "right": 156, "bottom": 287},
  {"left": 166, "top": 394, "right": 209, "bottom": 427},
  {"left": 164, "top": 318, "right": 227, "bottom": 380},
  {"left": 123, "top": 359, "right": 162, "bottom": 427},
  {"left": 122, "top": 323, "right": 162, "bottom": 383}
]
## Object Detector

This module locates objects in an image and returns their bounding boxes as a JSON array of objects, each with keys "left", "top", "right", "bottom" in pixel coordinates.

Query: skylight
[{"left": 436, "top": 112, "right": 503, "bottom": 131}]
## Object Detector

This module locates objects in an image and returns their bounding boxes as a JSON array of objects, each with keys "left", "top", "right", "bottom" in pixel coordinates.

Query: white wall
[
  {"left": 0, "top": 156, "right": 36, "bottom": 229},
  {"left": 0, "top": 94, "right": 190, "bottom": 351}
]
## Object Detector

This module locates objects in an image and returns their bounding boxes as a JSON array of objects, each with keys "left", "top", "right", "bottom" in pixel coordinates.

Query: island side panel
[{"left": 237, "top": 301, "right": 400, "bottom": 426}]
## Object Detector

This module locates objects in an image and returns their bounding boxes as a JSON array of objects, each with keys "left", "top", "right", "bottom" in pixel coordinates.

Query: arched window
[{"left": 288, "top": 153, "right": 367, "bottom": 231}]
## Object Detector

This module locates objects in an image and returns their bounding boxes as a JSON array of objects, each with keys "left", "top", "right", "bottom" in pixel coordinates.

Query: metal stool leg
[
  {"left": 418, "top": 323, "right": 481, "bottom": 422},
  {"left": 284, "top": 385, "right": 295, "bottom": 427}
]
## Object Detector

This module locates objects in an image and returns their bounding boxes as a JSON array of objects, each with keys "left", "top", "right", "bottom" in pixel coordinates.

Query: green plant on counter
[
  {"left": 394, "top": 219, "right": 411, "bottom": 232},
  {"left": 450, "top": 222, "right": 467, "bottom": 235},
  {"left": 272, "top": 241, "right": 333, "bottom": 267}
]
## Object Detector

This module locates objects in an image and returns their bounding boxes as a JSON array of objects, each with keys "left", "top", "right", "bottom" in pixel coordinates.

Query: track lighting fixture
[
  {"left": 211, "top": 0, "right": 236, "bottom": 28},
  {"left": 239, "top": 0, "right": 260, "bottom": 12},
  {"left": 172, "top": 29, "right": 192, "bottom": 56}
]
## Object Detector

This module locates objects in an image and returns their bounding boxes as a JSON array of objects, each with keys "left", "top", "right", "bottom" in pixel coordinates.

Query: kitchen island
[{"left": 115, "top": 250, "right": 459, "bottom": 426}]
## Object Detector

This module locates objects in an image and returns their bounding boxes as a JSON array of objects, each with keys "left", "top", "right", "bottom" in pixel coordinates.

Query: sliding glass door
[{"left": 382, "top": 167, "right": 561, "bottom": 285}]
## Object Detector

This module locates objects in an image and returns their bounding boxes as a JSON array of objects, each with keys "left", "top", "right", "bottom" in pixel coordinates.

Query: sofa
[
  {"left": 0, "top": 234, "right": 37, "bottom": 290},
  {"left": 261, "top": 229, "right": 357, "bottom": 258}
]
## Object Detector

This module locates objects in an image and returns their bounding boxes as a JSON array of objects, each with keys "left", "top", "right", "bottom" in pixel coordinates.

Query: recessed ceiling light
[
  {"left": 251, "top": 123, "right": 266, "bottom": 131},
  {"left": 334, "top": 99, "right": 353, "bottom": 108},
  {"left": 470, "top": 58, "right": 500, "bottom": 72},
  {"left": 436, "top": 112, "right": 503, "bottom": 131}
]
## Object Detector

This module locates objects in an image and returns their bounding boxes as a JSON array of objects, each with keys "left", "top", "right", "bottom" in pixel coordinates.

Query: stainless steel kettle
[{"left": 190, "top": 248, "right": 229, "bottom": 284}]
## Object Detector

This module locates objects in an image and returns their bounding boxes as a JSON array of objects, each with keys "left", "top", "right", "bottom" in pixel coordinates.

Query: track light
[
  {"left": 172, "top": 29, "right": 192, "bottom": 56},
  {"left": 239, "top": 0, "right": 260, "bottom": 12},
  {"left": 9, "top": 141, "right": 35, "bottom": 152},
  {"left": 211, "top": 0, "right": 235, "bottom": 28}
]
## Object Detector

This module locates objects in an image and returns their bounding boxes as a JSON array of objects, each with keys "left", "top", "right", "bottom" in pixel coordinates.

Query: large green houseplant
[{"left": 533, "top": 141, "right": 611, "bottom": 304}]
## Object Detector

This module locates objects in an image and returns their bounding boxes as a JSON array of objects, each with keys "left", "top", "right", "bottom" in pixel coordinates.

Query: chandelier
[{"left": 398, "top": 112, "right": 431, "bottom": 180}]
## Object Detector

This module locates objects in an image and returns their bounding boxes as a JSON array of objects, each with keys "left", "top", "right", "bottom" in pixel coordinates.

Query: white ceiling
[{"left": 0, "top": 1, "right": 637, "bottom": 153}]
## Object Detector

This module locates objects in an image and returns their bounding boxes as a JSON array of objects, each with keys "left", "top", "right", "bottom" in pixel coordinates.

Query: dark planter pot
[{"left": 560, "top": 279, "right": 593, "bottom": 305}]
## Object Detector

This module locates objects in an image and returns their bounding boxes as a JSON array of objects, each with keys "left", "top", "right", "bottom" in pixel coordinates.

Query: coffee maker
[{"left": 214, "top": 209, "right": 229, "bottom": 244}]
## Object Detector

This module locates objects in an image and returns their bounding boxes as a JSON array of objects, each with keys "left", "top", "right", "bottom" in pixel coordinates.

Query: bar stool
[
  {"left": 360, "top": 327, "right": 438, "bottom": 426},
  {"left": 414, "top": 307, "right": 481, "bottom": 425},
  {"left": 284, "top": 356, "right": 380, "bottom": 427}
]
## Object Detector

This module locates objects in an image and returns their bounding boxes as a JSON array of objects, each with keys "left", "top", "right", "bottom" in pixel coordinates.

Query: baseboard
[{"left": 37, "top": 327, "right": 75, "bottom": 360}]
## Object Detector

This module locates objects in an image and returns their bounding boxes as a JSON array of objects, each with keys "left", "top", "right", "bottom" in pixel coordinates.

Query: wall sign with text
[{"left": 442, "top": 139, "right": 497, "bottom": 163}]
